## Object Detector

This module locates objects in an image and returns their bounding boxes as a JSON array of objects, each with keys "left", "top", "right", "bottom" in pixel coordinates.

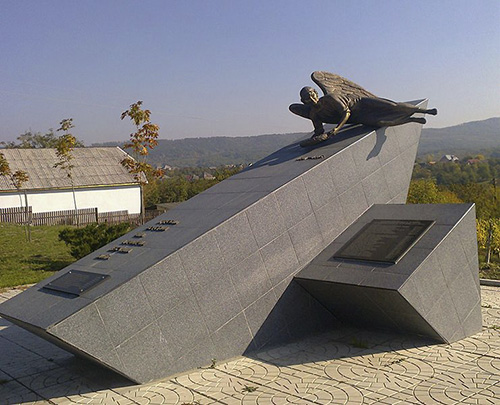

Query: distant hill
[
  {"left": 96, "top": 133, "right": 308, "bottom": 167},
  {"left": 94, "top": 117, "right": 500, "bottom": 167},
  {"left": 418, "top": 117, "right": 500, "bottom": 157}
]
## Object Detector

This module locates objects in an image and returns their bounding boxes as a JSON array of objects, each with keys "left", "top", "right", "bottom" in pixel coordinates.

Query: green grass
[
  {"left": 0, "top": 223, "right": 76, "bottom": 289},
  {"left": 478, "top": 249, "right": 500, "bottom": 280},
  {"left": 479, "top": 264, "right": 500, "bottom": 280}
]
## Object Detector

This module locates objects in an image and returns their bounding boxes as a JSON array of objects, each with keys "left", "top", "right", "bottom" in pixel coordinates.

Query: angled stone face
[
  {"left": 295, "top": 203, "right": 481, "bottom": 343},
  {"left": 0, "top": 102, "right": 428, "bottom": 383}
]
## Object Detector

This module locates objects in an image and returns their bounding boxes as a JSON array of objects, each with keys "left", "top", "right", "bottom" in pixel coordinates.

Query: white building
[
  {"left": 0, "top": 147, "right": 142, "bottom": 215},
  {"left": 439, "top": 154, "right": 460, "bottom": 163}
]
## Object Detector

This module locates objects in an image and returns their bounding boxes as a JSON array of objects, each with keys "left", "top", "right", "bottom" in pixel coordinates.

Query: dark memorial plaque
[
  {"left": 43, "top": 270, "right": 109, "bottom": 296},
  {"left": 334, "top": 219, "right": 434, "bottom": 264}
]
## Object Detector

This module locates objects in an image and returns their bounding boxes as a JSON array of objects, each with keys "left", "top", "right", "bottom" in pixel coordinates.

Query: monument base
[{"left": 295, "top": 203, "right": 482, "bottom": 343}]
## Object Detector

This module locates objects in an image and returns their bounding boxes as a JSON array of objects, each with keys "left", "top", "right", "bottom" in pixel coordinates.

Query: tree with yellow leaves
[{"left": 120, "top": 101, "right": 164, "bottom": 224}]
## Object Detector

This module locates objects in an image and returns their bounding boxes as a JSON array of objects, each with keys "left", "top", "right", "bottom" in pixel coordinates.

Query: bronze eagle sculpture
[{"left": 289, "top": 71, "right": 437, "bottom": 147}]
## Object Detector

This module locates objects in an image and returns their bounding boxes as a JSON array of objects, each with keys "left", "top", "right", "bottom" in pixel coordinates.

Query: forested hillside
[
  {"left": 92, "top": 117, "right": 500, "bottom": 167},
  {"left": 418, "top": 117, "right": 500, "bottom": 157}
]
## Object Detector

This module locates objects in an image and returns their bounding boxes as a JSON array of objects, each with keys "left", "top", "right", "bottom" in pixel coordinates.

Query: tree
[
  {"left": 449, "top": 183, "right": 499, "bottom": 219},
  {"left": 54, "top": 118, "right": 79, "bottom": 225},
  {"left": 120, "top": 101, "right": 164, "bottom": 223},
  {"left": 1, "top": 129, "right": 84, "bottom": 149},
  {"left": 407, "top": 179, "right": 442, "bottom": 204},
  {"left": 407, "top": 179, "right": 463, "bottom": 205},
  {"left": 477, "top": 218, "right": 500, "bottom": 264},
  {"left": 0, "top": 152, "right": 31, "bottom": 241}
]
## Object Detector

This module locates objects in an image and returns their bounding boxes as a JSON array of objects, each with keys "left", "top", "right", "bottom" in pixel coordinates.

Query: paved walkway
[{"left": 0, "top": 286, "right": 498, "bottom": 404}]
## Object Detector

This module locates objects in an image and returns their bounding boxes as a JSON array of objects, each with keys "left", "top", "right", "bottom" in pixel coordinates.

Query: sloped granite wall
[{"left": 0, "top": 102, "right": 427, "bottom": 383}]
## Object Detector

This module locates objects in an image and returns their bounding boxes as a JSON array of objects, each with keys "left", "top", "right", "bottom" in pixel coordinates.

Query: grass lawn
[
  {"left": 478, "top": 248, "right": 500, "bottom": 280},
  {"left": 479, "top": 261, "right": 500, "bottom": 280},
  {"left": 0, "top": 223, "right": 76, "bottom": 289}
]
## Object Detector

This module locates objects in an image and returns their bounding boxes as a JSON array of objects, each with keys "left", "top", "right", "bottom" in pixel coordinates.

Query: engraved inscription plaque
[
  {"left": 43, "top": 270, "right": 109, "bottom": 296},
  {"left": 333, "top": 219, "right": 434, "bottom": 264}
]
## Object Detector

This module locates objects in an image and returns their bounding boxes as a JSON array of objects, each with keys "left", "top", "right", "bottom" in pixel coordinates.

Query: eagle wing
[{"left": 311, "top": 71, "right": 377, "bottom": 103}]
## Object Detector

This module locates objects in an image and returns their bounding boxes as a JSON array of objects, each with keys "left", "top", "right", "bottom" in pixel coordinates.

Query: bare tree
[{"left": 54, "top": 118, "right": 79, "bottom": 225}]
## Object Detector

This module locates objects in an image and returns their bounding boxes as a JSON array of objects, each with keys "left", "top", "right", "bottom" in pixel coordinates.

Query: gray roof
[{"left": 0, "top": 147, "right": 142, "bottom": 191}]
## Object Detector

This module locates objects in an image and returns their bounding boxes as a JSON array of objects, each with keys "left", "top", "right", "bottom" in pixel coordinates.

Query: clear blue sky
[{"left": 1, "top": 0, "right": 499, "bottom": 144}]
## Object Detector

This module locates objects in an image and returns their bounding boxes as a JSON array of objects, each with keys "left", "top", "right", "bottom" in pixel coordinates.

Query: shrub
[{"left": 59, "top": 223, "right": 131, "bottom": 259}]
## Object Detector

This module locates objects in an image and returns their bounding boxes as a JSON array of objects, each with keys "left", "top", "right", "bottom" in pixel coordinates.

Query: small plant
[
  {"left": 242, "top": 385, "right": 258, "bottom": 393},
  {"left": 0, "top": 152, "right": 30, "bottom": 241},
  {"left": 59, "top": 222, "right": 131, "bottom": 259},
  {"left": 54, "top": 119, "right": 79, "bottom": 225},
  {"left": 209, "top": 358, "right": 217, "bottom": 369},
  {"left": 388, "top": 357, "right": 406, "bottom": 366},
  {"left": 350, "top": 337, "right": 369, "bottom": 349},
  {"left": 0, "top": 379, "right": 9, "bottom": 385},
  {"left": 482, "top": 304, "right": 492, "bottom": 308}
]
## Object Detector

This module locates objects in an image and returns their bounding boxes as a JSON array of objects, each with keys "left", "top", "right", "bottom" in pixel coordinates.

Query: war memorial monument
[{"left": 0, "top": 72, "right": 481, "bottom": 383}]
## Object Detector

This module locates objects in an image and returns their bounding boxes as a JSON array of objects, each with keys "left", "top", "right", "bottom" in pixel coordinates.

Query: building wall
[{"left": 0, "top": 185, "right": 141, "bottom": 214}]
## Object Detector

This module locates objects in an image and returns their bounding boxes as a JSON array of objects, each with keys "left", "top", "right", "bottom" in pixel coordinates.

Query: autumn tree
[
  {"left": 120, "top": 101, "right": 164, "bottom": 223},
  {"left": 0, "top": 152, "right": 31, "bottom": 240},
  {"left": 54, "top": 118, "right": 79, "bottom": 225},
  {"left": 477, "top": 218, "right": 500, "bottom": 265}
]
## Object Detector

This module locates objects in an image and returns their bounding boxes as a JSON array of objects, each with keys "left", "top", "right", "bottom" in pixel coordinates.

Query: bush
[{"left": 59, "top": 223, "right": 131, "bottom": 259}]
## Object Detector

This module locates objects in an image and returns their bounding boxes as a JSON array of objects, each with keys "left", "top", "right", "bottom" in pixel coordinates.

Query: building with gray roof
[{"left": 0, "top": 147, "right": 142, "bottom": 216}]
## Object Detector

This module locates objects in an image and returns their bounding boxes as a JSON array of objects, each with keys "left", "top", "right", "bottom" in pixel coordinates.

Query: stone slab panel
[
  {"left": 288, "top": 213, "right": 325, "bottom": 265},
  {"left": 115, "top": 321, "right": 174, "bottom": 384},
  {"left": 189, "top": 268, "right": 243, "bottom": 334},
  {"left": 328, "top": 147, "right": 361, "bottom": 194},
  {"left": 260, "top": 232, "right": 300, "bottom": 287},
  {"left": 139, "top": 253, "right": 192, "bottom": 319},
  {"left": 48, "top": 303, "right": 115, "bottom": 363},
  {"left": 228, "top": 251, "right": 273, "bottom": 310},
  {"left": 155, "top": 297, "right": 210, "bottom": 359},
  {"left": 274, "top": 177, "right": 313, "bottom": 229},
  {"left": 313, "top": 195, "right": 347, "bottom": 244},
  {"left": 350, "top": 132, "right": 383, "bottom": 178},
  {"left": 302, "top": 161, "right": 338, "bottom": 210},
  {"left": 214, "top": 212, "right": 259, "bottom": 269},
  {"left": 362, "top": 167, "right": 392, "bottom": 205},
  {"left": 94, "top": 278, "right": 155, "bottom": 347},
  {"left": 245, "top": 194, "right": 286, "bottom": 248}
]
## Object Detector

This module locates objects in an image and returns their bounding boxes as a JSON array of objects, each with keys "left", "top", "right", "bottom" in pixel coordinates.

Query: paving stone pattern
[{"left": 1, "top": 285, "right": 498, "bottom": 404}]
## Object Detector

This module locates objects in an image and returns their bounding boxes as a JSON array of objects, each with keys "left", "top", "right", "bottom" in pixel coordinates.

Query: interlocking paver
[
  {"left": 482, "top": 307, "right": 500, "bottom": 329},
  {"left": 0, "top": 285, "right": 498, "bottom": 404}
]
